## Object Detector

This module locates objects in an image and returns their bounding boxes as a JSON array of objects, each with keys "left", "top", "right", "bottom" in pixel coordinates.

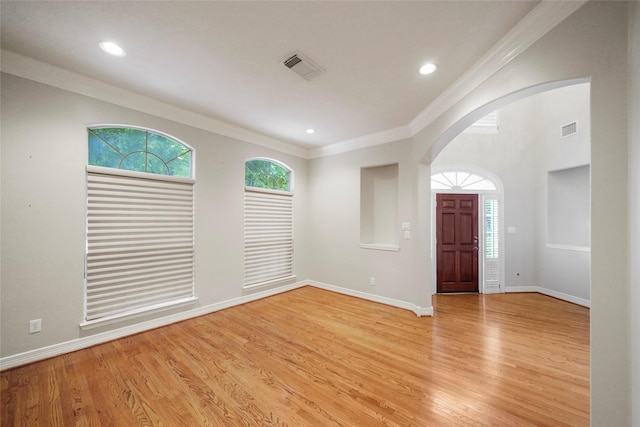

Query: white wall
[
  {"left": 0, "top": 73, "right": 309, "bottom": 358},
  {"left": 534, "top": 85, "right": 591, "bottom": 304},
  {"left": 307, "top": 139, "right": 420, "bottom": 306},
  {"left": 413, "top": 2, "right": 629, "bottom": 424},
  {"left": 628, "top": 1, "right": 640, "bottom": 425}
]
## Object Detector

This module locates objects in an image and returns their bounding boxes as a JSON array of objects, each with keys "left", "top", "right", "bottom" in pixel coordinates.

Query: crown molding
[
  {"left": 307, "top": 125, "right": 412, "bottom": 159},
  {"left": 1, "top": 0, "right": 586, "bottom": 161},
  {"left": 317, "top": 0, "right": 587, "bottom": 159},
  {"left": 0, "top": 49, "right": 308, "bottom": 159},
  {"left": 407, "top": 0, "right": 587, "bottom": 136}
]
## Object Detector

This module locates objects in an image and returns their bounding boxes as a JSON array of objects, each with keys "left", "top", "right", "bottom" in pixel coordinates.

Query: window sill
[
  {"left": 359, "top": 243, "right": 400, "bottom": 252},
  {"left": 545, "top": 243, "right": 590, "bottom": 253},
  {"left": 80, "top": 297, "right": 199, "bottom": 330},
  {"left": 243, "top": 275, "right": 297, "bottom": 291}
]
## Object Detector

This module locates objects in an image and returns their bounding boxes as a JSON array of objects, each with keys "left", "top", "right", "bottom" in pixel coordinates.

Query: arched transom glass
[
  {"left": 245, "top": 158, "right": 291, "bottom": 192},
  {"left": 431, "top": 171, "right": 496, "bottom": 191},
  {"left": 88, "top": 127, "right": 192, "bottom": 178}
]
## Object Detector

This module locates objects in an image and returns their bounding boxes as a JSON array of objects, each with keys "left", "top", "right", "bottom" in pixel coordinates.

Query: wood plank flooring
[{"left": 1, "top": 286, "right": 590, "bottom": 426}]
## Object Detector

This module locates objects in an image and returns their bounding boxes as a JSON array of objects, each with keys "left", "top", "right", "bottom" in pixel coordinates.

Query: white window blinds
[
  {"left": 244, "top": 188, "right": 294, "bottom": 287},
  {"left": 484, "top": 197, "right": 500, "bottom": 290},
  {"left": 85, "top": 166, "right": 195, "bottom": 322},
  {"left": 466, "top": 111, "right": 499, "bottom": 133}
]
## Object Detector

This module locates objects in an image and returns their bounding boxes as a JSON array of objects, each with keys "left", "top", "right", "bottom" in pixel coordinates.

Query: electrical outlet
[
  {"left": 29, "top": 319, "right": 41, "bottom": 334},
  {"left": 369, "top": 277, "right": 376, "bottom": 286}
]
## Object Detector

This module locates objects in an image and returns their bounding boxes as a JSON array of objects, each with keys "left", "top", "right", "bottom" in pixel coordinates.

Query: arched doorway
[
  {"left": 431, "top": 167, "right": 504, "bottom": 294},
  {"left": 423, "top": 80, "right": 590, "bottom": 305}
]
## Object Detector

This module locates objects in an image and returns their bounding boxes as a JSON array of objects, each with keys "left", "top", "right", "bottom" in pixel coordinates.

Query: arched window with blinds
[
  {"left": 83, "top": 126, "right": 196, "bottom": 327},
  {"left": 244, "top": 158, "right": 295, "bottom": 288}
]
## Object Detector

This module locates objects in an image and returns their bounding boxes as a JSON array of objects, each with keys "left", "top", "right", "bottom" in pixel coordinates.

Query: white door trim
[{"left": 430, "top": 166, "right": 505, "bottom": 295}]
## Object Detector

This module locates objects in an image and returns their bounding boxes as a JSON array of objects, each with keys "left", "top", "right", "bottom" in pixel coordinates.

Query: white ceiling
[{"left": 0, "top": 1, "right": 542, "bottom": 151}]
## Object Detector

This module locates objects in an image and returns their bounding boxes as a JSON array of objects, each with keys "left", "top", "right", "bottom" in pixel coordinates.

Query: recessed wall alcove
[{"left": 360, "top": 163, "right": 399, "bottom": 251}]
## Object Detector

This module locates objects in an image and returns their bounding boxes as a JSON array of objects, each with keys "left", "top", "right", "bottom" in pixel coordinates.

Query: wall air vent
[
  {"left": 284, "top": 52, "right": 323, "bottom": 81},
  {"left": 561, "top": 121, "right": 578, "bottom": 138}
]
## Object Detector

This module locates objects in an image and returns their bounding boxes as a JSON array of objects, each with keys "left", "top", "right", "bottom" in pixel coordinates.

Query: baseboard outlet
[
  {"left": 506, "top": 285, "right": 590, "bottom": 308},
  {"left": 307, "top": 280, "right": 434, "bottom": 317}
]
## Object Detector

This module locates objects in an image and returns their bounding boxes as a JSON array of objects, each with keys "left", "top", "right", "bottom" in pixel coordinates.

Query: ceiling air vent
[
  {"left": 284, "top": 52, "right": 322, "bottom": 81},
  {"left": 561, "top": 121, "right": 578, "bottom": 138}
]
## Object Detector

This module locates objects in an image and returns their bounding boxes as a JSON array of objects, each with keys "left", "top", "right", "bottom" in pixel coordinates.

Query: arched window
[
  {"left": 431, "top": 171, "right": 496, "bottom": 191},
  {"left": 244, "top": 158, "right": 295, "bottom": 288},
  {"left": 83, "top": 126, "right": 196, "bottom": 326},
  {"left": 88, "top": 127, "right": 192, "bottom": 178},
  {"left": 245, "top": 158, "right": 291, "bottom": 191}
]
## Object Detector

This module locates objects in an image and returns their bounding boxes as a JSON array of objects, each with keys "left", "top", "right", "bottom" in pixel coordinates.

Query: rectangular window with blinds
[
  {"left": 484, "top": 197, "right": 500, "bottom": 290},
  {"left": 84, "top": 166, "right": 196, "bottom": 325},
  {"left": 244, "top": 187, "right": 294, "bottom": 288}
]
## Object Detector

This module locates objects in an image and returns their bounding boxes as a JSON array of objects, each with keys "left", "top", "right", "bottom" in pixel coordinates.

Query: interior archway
[
  {"left": 425, "top": 79, "right": 591, "bottom": 307},
  {"left": 423, "top": 78, "right": 590, "bottom": 164}
]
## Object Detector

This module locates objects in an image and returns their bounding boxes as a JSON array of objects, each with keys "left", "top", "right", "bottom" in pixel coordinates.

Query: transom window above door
[{"left": 431, "top": 171, "right": 496, "bottom": 191}]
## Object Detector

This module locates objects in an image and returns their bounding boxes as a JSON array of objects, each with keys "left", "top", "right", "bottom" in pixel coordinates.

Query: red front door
[{"left": 436, "top": 193, "right": 479, "bottom": 293}]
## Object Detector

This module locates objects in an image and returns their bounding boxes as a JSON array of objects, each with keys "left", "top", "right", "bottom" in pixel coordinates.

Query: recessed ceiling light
[
  {"left": 306, "top": 128, "right": 316, "bottom": 134},
  {"left": 419, "top": 62, "right": 437, "bottom": 75},
  {"left": 99, "top": 41, "right": 126, "bottom": 57}
]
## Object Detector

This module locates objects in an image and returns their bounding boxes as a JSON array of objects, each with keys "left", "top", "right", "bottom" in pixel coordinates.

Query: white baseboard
[
  {"left": 0, "top": 280, "right": 433, "bottom": 371},
  {"left": 8, "top": 280, "right": 586, "bottom": 370},
  {"left": 506, "top": 285, "right": 590, "bottom": 308},
  {"left": 307, "top": 280, "right": 434, "bottom": 317},
  {"left": 505, "top": 286, "right": 540, "bottom": 293},
  {"left": 0, "top": 281, "right": 307, "bottom": 371}
]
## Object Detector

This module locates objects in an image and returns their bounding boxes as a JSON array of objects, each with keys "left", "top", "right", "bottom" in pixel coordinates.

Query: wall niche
[
  {"left": 547, "top": 164, "right": 590, "bottom": 248},
  {"left": 360, "top": 163, "right": 399, "bottom": 250}
]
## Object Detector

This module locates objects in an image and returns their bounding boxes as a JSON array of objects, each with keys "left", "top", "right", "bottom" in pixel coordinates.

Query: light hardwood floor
[{"left": 1, "top": 286, "right": 589, "bottom": 426}]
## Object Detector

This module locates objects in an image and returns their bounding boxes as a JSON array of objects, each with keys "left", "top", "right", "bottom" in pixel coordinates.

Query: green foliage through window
[
  {"left": 245, "top": 159, "right": 291, "bottom": 191},
  {"left": 88, "top": 127, "right": 192, "bottom": 178}
]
